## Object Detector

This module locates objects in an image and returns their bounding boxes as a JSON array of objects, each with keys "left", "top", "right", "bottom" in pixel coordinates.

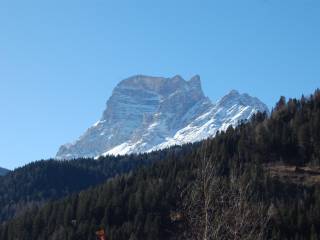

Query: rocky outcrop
[{"left": 56, "top": 75, "right": 269, "bottom": 159}]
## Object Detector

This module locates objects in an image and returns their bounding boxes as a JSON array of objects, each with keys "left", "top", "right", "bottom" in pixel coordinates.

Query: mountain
[
  {"left": 0, "top": 167, "right": 9, "bottom": 176},
  {"left": 56, "top": 75, "right": 269, "bottom": 159},
  {"left": 3, "top": 89, "right": 320, "bottom": 240}
]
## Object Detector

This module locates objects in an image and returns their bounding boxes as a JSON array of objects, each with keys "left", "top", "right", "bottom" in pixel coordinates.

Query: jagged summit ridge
[
  {"left": 56, "top": 75, "right": 268, "bottom": 159},
  {"left": 116, "top": 75, "right": 202, "bottom": 95}
]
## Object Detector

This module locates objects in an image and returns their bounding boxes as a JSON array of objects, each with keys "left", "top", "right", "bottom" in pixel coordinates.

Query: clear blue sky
[{"left": 0, "top": 0, "right": 319, "bottom": 169}]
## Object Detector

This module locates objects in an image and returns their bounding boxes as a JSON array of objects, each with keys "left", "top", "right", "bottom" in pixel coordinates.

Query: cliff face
[{"left": 56, "top": 75, "right": 269, "bottom": 159}]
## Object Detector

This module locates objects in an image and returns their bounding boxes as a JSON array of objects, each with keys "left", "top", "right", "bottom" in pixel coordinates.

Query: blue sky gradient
[{"left": 1, "top": 0, "right": 319, "bottom": 169}]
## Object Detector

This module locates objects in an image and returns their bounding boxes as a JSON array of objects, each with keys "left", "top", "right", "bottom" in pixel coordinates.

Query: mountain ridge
[
  {"left": 0, "top": 167, "right": 9, "bottom": 176},
  {"left": 56, "top": 75, "right": 269, "bottom": 159}
]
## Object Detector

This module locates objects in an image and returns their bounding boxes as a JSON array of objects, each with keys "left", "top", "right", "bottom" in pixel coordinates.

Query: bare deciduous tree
[{"left": 182, "top": 143, "right": 269, "bottom": 240}]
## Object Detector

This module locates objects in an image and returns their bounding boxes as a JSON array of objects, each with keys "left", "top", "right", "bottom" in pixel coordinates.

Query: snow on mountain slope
[{"left": 56, "top": 75, "right": 269, "bottom": 159}]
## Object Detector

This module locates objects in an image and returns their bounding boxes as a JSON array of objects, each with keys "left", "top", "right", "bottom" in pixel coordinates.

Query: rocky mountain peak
[
  {"left": 217, "top": 89, "right": 269, "bottom": 113},
  {"left": 56, "top": 75, "right": 269, "bottom": 159},
  {"left": 116, "top": 75, "right": 204, "bottom": 98},
  {"left": 117, "top": 75, "right": 167, "bottom": 93},
  {"left": 188, "top": 74, "right": 201, "bottom": 87}
]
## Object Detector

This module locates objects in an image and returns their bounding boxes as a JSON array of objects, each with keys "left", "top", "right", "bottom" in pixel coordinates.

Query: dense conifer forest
[
  {"left": 0, "top": 89, "right": 320, "bottom": 239},
  {"left": 0, "top": 146, "right": 192, "bottom": 222}
]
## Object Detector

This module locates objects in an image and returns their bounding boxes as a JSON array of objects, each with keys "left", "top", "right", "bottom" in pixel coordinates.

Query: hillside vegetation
[{"left": 0, "top": 147, "right": 192, "bottom": 222}]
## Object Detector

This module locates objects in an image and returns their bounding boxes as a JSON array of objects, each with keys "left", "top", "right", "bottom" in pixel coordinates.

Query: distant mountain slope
[
  {"left": 0, "top": 167, "right": 9, "bottom": 176},
  {"left": 56, "top": 75, "right": 268, "bottom": 159}
]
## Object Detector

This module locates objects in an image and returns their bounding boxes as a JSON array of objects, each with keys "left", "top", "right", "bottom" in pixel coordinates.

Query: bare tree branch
[{"left": 182, "top": 142, "right": 269, "bottom": 240}]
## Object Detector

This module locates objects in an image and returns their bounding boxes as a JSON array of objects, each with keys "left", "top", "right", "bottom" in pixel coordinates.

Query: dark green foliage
[
  {"left": 0, "top": 146, "right": 193, "bottom": 222},
  {"left": 0, "top": 155, "right": 195, "bottom": 240}
]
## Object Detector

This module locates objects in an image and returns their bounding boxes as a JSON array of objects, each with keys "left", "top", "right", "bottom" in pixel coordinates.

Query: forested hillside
[
  {"left": 0, "top": 167, "right": 9, "bottom": 176},
  {"left": 0, "top": 146, "right": 192, "bottom": 222},
  {"left": 0, "top": 89, "right": 320, "bottom": 239}
]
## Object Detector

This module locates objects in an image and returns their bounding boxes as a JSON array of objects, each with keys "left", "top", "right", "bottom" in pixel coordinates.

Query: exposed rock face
[{"left": 56, "top": 75, "right": 269, "bottom": 159}]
